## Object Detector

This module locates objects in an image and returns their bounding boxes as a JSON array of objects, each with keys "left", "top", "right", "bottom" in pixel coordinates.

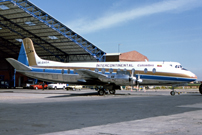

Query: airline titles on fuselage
[
  {"left": 96, "top": 64, "right": 133, "bottom": 68},
  {"left": 137, "top": 64, "right": 154, "bottom": 67},
  {"left": 96, "top": 64, "right": 155, "bottom": 68}
]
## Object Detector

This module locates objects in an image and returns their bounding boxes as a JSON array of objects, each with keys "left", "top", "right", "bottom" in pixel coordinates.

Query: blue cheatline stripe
[
  {"left": 32, "top": 68, "right": 75, "bottom": 74},
  {"left": 18, "top": 43, "right": 29, "bottom": 66},
  {"left": 30, "top": 68, "right": 195, "bottom": 82},
  {"left": 138, "top": 75, "right": 196, "bottom": 82},
  {"left": 31, "top": 68, "right": 115, "bottom": 75}
]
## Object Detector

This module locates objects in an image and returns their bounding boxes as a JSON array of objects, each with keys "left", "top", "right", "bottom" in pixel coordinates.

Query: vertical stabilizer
[
  {"left": 18, "top": 42, "right": 29, "bottom": 66},
  {"left": 22, "top": 38, "right": 42, "bottom": 66}
]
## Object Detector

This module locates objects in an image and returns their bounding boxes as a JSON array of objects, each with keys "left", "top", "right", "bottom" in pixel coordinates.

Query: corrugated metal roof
[{"left": 0, "top": 0, "right": 106, "bottom": 62}]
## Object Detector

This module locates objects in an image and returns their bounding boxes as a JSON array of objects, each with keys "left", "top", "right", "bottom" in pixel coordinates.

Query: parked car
[
  {"left": 47, "top": 83, "right": 67, "bottom": 90},
  {"left": 30, "top": 83, "right": 48, "bottom": 89},
  {"left": 0, "top": 81, "right": 9, "bottom": 88}
]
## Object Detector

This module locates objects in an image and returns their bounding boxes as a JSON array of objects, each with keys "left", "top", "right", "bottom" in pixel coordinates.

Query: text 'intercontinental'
[{"left": 96, "top": 64, "right": 133, "bottom": 68}]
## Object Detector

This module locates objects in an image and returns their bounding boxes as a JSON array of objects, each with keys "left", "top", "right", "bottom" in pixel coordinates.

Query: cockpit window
[
  {"left": 175, "top": 65, "right": 182, "bottom": 68},
  {"left": 175, "top": 65, "right": 187, "bottom": 70}
]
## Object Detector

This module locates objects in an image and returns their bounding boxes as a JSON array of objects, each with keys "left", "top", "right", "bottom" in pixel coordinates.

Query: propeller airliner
[{"left": 6, "top": 38, "right": 198, "bottom": 95}]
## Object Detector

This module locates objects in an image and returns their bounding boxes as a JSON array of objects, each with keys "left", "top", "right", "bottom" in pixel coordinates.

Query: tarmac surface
[{"left": 0, "top": 88, "right": 202, "bottom": 135}]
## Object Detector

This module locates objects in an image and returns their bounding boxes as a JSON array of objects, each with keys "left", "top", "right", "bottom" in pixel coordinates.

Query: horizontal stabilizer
[{"left": 6, "top": 58, "right": 32, "bottom": 71}]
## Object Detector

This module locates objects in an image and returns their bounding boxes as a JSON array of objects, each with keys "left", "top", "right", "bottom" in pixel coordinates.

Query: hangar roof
[{"left": 0, "top": 0, "right": 106, "bottom": 62}]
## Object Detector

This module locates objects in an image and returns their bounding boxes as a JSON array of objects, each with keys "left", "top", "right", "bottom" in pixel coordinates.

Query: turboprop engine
[{"left": 99, "top": 74, "right": 137, "bottom": 86}]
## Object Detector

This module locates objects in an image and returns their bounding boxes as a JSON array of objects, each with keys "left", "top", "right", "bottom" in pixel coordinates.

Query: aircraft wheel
[
  {"left": 170, "top": 91, "right": 175, "bottom": 96},
  {"left": 54, "top": 86, "right": 57, "bottom": 90},
  {"left": 63, "top": 86, "right": 65, "bottom": 90},
  {"left": 35, "top": 87, "right": 38, "bottom": 90},
  {"left": 199, "top": 84, "right": 202, "bottom": 94},
  {"left": 109, "top": 90, "right": 116, "bottom": 94},
  {"left": 98, "top": 89, "right": 105, "bottom": 96}
]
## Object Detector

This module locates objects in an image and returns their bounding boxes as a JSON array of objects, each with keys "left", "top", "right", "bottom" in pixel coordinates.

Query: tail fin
[{"left": 18, "top": 38, "right": 42, "bottom": 66}]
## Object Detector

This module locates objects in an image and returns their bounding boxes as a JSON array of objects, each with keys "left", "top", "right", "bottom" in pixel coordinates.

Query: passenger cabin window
[
  {"left": 102, "top": 68, "right": 105, "bottom": 74},
  {"left": 123, "top": 68, "right": 127, "bottom": 75},
  {"left": 144, "top": 68, "right": 148, "bottom": 73},
  {"left": 152, "top": 68, "right": 156, "bottom": 73},
  {"left": 116, "top": 68, "right": 121, "bottom": 75},
  {"left": 95, "top": 68, "right": 99, "bottom": 72},
  {"left": 109, "top": 68, "right": 113, "bottom": 74},
  {"left": 61, "top": 69, "right": 64, "bottom": 74}
]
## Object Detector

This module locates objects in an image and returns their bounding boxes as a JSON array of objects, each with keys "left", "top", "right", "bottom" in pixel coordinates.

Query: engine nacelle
[{"left": 99, "top": 74, "right": 136, "bottom": 86}]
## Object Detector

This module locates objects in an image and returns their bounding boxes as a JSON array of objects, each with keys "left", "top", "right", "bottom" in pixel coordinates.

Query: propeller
[
  {"left": 130, "top": 68, "right": 136, "bottom": 91},
  {"left": 137, "top": 74, "right": 143, "bottom": 91}
]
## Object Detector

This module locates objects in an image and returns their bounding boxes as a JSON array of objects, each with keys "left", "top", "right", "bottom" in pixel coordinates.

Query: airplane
[{"left": 6, "top": 38, "right": 198, "bottom": 96}]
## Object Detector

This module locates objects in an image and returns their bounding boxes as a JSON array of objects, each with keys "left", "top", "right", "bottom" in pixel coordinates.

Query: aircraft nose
[{"left": 192, "top": 73, "right": 197, "bottom": 79}]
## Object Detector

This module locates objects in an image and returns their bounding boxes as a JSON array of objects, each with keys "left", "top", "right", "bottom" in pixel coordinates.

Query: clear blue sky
[{"left": 31, "top": 0, "right": 202, "bottom": 80}]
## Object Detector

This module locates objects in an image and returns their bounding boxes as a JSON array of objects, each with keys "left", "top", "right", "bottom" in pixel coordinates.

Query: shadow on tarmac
[
  {"left": 47, "top": 92, "right": 99, "bottom": 98},
  {"left": 46, "top": 92, "right": 130, "bottom": 98}
]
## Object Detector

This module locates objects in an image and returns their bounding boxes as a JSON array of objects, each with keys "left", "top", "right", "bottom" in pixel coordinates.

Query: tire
[
  {"left": 199, "top": 84, "right": 202, "bottom": 94},
  {"left": 63, "top": 86, "right": 65, "bottom": 90},
  {"left": 98, "top": 89, "right": 105, "bottom": 96},
  {"left": 170, "top": 91, "right": 175, "bottom": 96},
  {"left": 54, "top": 86, "right": 57, "bottom": 90},
  {"left": 35, "top": 87, "right": 38, "bottom": 90}
]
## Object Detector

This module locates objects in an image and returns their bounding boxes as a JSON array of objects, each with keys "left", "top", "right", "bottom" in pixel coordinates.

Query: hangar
[
  {"left": 0, "top": 0, "right": 106, "bottom": 87},
  {"left": 0, "top": 0, "right": 148, "bottom": 88}
]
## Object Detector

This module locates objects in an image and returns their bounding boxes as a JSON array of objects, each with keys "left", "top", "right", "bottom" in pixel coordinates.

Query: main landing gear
[
  {"left": 97, "top": 88, "right": 116, "bottom": 96},
  {"left": 199, "top": 84, "right": 202, "bottom": 95}
]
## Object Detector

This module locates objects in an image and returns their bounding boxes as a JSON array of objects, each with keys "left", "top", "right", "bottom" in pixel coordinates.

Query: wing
[{"left": 76, "top": 69, "right": 108, "bottom": 79}]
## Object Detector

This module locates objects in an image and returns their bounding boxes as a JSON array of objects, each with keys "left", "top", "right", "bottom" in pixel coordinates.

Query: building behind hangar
[{"left": 106, "top": 51, "right": 148, "bottom": 62}]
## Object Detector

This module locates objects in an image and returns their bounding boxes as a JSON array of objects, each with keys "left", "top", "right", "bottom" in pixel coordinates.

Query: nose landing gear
[
  {"left": 170, "top": 86, "right": 177, "bottom": 96},
  {"left": 170, "top": 90, "right": 175, "bottom": 96}
]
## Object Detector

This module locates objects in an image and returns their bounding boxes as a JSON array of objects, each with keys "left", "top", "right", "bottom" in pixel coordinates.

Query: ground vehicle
[
  {"left": 0, "top": 81, "right": 9, "bottom": 88},
  {"left": 30, "top": 83, "right": 48, "bottom": 89},
  {"left": 47, "top": 83, "right": 67, "bottom": 90},
  {"left": 66, "top": 85, "right": 82, "bottom": 90}
]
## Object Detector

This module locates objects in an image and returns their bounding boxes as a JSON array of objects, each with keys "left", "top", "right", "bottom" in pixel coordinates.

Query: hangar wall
[{"left": 0, "top": 58, "right": 14, "bottom": 88}]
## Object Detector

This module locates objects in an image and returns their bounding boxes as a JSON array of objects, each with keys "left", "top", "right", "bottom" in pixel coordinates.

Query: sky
[{"left": 31, "top": 0, "right": 202, "bottom": 80}]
